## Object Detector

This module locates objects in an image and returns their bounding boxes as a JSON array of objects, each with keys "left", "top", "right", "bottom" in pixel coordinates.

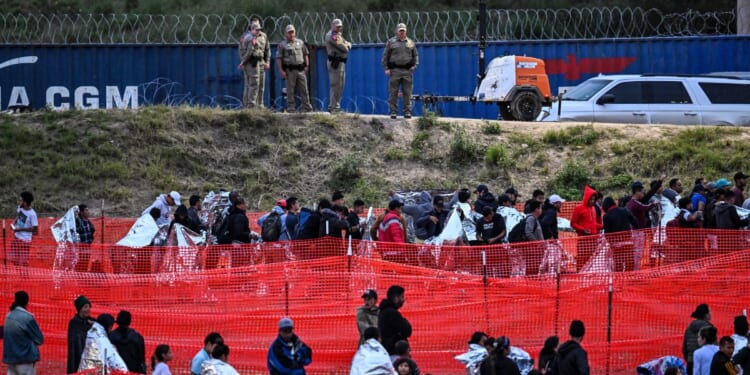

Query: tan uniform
[
  {"left": 276, "top": 38, "right": 313, "bottom": 112},
  {"left": 325, "top": 29, "right": 351, "bottom": 112},
  {"left": 381, "top": 36, "right": 419, "bottom": 116},
  {"left": 239, "top": 31, "right": 265, "bottom": 108},
  {"left": 256, "top": 30, "right": 270, "bottom": 107}
]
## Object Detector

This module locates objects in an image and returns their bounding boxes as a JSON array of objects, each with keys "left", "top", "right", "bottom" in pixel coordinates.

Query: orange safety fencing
[{"left": 0, "top": 209, "right": 749, "bottom": 375}]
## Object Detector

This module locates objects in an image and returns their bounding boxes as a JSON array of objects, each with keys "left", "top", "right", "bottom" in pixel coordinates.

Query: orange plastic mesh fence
[{"left": 1, "top": 213, "right": 749, "bottom": 374}]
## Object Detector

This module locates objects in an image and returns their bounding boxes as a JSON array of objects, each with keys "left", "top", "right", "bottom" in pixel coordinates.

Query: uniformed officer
[
  {"left": 250, "top": 16, "right": 270, "bottom": 107},
  {"left": 325, "top": 18, "right": 352, "bottom": 113},
  {"left": 238, "top": 23, "right": 266, "bottom": 108},
  {"left": 276, "top": 24, "right": 313, "bottom": 112},
  {"left": 382, "top": 22, "right": 419, "bottom": 119}
]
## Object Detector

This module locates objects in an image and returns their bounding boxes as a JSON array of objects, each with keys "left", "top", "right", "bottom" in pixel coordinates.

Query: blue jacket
[
  {"left": 267, "top": 334, "right": 312, "bottom": 375},
  {"left": 3, "top": 307, "right": 44, "bottom": 364}
]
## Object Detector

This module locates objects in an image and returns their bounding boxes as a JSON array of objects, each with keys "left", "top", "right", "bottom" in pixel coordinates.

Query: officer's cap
[
  {"left": 285, "top": 24, "right": 295, "bottom": 33},
  {"left": 397, "top": 23, "right": 407, "bottom": 31}
]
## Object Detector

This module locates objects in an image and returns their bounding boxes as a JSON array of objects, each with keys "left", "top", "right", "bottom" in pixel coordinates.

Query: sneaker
[
  {"left": 404, "top": 114, "right": 412, "bottom": 119},
  {"left": 390, "top": 114, "right": 397, "bottom": 119}
]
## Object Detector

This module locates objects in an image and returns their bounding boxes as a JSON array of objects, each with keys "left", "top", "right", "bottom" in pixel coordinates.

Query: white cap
[
  {"left": 169, "top": 191, "right": 181, "bottom": 206},
  {"left": 549, "top": 194, "right": 565, "bottom": 204},
  {"left": 285, "top": 24, "right": 295, "bottom": 33},
  {"left": 332, "top": 18, "right": 343, "bottom": 27}
]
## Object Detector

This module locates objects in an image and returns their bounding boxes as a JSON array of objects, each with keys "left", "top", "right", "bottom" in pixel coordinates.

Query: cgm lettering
[
  {"left": 46, "top": 86, "right": 139, "bottom": 110},
  {"left": 0, "top": 85, "right": 139, "bottom": 110}
]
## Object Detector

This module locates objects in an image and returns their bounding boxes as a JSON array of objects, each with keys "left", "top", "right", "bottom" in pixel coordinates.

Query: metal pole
[
  {"left": 2, "top": 219, "right": 7, "bottom": 266},
  {"left": 477, "top": 0, "right": 488, "bottom": 88},
  {"left": 482, "top": 250, "right": 490, "bottom": 332},
  {"left": 606, "top": 275, "right": 613, "bottom": 375}
]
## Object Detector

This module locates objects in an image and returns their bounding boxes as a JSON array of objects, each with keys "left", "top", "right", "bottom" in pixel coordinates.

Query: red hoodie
[{"left": 570, "top": 185, "right": 603, "bottom": 236}]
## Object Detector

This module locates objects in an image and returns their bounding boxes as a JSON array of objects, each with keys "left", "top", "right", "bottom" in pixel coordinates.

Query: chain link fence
[{"left": 0, "top": 7, "right": 736, "bottom": 45}]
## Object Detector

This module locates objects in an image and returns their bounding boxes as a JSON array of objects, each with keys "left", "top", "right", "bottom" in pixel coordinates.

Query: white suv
[{"left": 540, "top": 74, "right": 750, "bottom": 126}]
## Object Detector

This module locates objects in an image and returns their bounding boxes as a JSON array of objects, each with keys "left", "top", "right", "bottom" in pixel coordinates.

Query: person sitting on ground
[
  {"left": 474, "top": 206, "right": 506, "bottom": 245},
  {"left": 474, "top": 184, "right": 499, "bottom": 215},
  {"left": 267, "top": 317, "right": 312, "bottom": 374},
  {"left": 394, "top": 357, "right": 418, "bottom": 375},
  {"left": 350, "top": 326, "right": 394, "bottom": 374},
  {"left": 415, "top": 196, "right": 448, "bottom": 240}
]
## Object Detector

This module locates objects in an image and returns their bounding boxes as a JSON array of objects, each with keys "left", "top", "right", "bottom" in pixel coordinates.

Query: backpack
[
  {"left": 215, "top": 214, "right": 233, "bottom": 245},
  {"left": 507, "top": 215, "right": 537, "bottom": 243},
  {"left": 294, "top": 207, "right": 313, "bottom": 239},
  {"left": 261, "top": 211, "right": 282, "bottom": 242}
]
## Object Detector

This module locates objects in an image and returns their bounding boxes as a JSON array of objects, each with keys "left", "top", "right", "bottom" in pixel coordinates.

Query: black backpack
[
  {"left": 507, "top": 215, "right": 537, "bottom": 243},
  {"left": 261, "top": 212, "right": 282, "bottom": 242},
  {"left": 215, "top": 214, "right": 233, "bottom": 245}
]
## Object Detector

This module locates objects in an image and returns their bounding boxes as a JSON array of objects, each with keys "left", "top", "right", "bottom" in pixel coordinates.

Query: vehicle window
[
  {"left": 699, "top": 82, "right": 750, "bottom": 104},
  {"left": 646, "top": 82, "right": 692, "bottom": 104},
  {"left": 563, "top": 79, "right": 612, "bottom": 101},
  {"left": 604, "top": 82, "right": 643, "bottom": 104}
]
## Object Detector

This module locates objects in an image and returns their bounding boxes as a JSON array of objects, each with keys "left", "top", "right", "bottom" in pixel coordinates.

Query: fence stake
[
  {"left": 482, "top": 250, "right": 490, "bottom": 333},
  {"left": 606, "top": 275, "right": 613, "bottom": 375}
]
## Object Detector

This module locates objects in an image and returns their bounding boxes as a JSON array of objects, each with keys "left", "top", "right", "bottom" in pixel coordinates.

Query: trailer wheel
[
  {"left": 498, "top": 103, "right": 514, "bottom": 121},
  {"left": 510, "top": 91, "right": 542, "bottom": 121}
]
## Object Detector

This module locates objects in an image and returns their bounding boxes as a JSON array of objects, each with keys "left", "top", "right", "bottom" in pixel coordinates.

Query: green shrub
[
  {"left": 485, "top": 144, "right": 511, "bottom": 168},
  {"left": 481, "top": 121, "right": 502, "bottom": 135},
  {"left": 449, "top": 128, "right": 480, "bottom": 164},
  {"left": 329, "top": 155, "right": 361, "bottom": 188},
  {"left": 547, "top": 161, "right": 591, "bottom": 199},
  {"left": 417, "top": 110, "right": 440, "bottom": 130},
  {"left": 543, "top": 125, "right": 600, "bottom": 146}
]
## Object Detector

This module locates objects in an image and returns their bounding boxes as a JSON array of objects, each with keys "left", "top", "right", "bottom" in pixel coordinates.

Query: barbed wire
[{"left": 0, "top": 7, "right": 736, "bottom": 45}]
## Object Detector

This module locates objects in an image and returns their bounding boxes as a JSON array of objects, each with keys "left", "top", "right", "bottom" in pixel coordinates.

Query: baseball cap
[
  {"left": 285, "top": 24, "right": 295, "bottom": 33},
  {"left": 397, "top": 23, "right": 407, "bottom": 31},
  {"left": 734, "top": 172, "right": 749, "bottom": 180},
  {"left": 332, "top": 18, "right": 343, "bottom": 27},
  {"left": 169, "top": 191, "right": 181, "bottom": 205},
  {"left": 630, "top": 181, "right": 644, "bottom": 190},
  {"left": 251, "top": 23, "right": 262, "bottom": 30},
  {"left": 279, "top": 317, "right": 294, "bottom": 329},
  {"left": 706, "top": 181, "right": 717, "bottom": 190},
  {"left": 474, "top": 184, "right": 488, "bottom": 193},
  {"left": 361, "top": 289, "right": 378, "bottom": 300},
  {"left": 276, "top": 199, "right": 287, "bottom": 208},
  {"left": 549, "top": 194, "right": 565, "bottom": 204},
  {"left": 715, "top": 178, "right": 732, "bottom": 188}
]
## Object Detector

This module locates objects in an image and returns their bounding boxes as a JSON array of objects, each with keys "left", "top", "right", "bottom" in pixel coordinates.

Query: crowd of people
[
  {"left": 5, "top": 282, "right": 750, "bottom": 375},
  {"left": 237, "top": 17, "right": 417, "bottom": 118}
]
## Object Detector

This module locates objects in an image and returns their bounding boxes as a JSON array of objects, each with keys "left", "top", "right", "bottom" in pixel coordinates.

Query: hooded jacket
[
  {"left": 267, "top": 333, "right": 312, "bottom": 375},
  {"left": 570, "top": 186, "right": 602, "bottom": 236},
  {"left": 3, "top": 306, "right": 44, "bottom": 365},
  {"left": 378, "top": 211, "right": 405, "bottom": 243},
  {"left": 539, "top": 201, "right": 559, "bottom": 239},
  {"left": 551, "top": 340, "right": 589, "bottom": 375},
  {"left": 349, "top": 338, "right": 395, "bottom": 375},
  {"left": 377, "top": 299, "right": 412, "bottom": 355},
  {"left": 78, "top": 322, "right": 128, "bottom": 372},
  {"left": 109, "top": 326, "right": 146, "bottom": 374},
  {"left": 474, "top": 192, "right": 499, "bottom": 214},
  {"left": 714, "top": 201, "right": 749, "bottom": 230}
]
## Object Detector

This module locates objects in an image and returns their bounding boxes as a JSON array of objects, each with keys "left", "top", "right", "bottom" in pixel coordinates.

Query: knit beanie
[{"left": 74, "top": 295, "right": 91, "bottom": 312}]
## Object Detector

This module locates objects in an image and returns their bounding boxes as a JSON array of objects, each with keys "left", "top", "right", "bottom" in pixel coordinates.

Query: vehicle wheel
[
  {"left": 498, "top": 103, "right": 514, "bottom": 121},
  {"left": 510, "top": 91, "right": 542, "bottom": 121}
]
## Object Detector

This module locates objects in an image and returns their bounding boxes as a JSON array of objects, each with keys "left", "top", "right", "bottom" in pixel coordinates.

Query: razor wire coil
[{"left": 0, "top": 7, "right": 736, "bottom": 45}]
